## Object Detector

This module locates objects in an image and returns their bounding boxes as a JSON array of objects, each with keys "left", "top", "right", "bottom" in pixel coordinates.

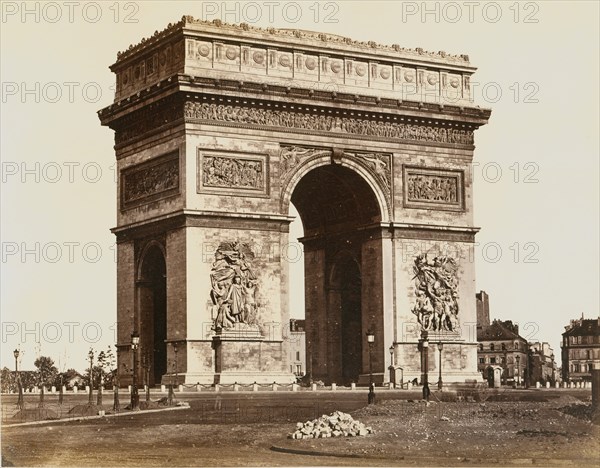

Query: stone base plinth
[
  {"left": 394, "top": 340, "right": 484, "bottom": 385},
  {"left": 200, "top": 324, "right": 295, "bottom": 384},
  {"left": 215, "top": 323, "right": 264, "bottom": 341}
]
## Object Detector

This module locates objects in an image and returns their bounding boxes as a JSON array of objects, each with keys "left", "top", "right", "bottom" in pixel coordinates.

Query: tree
[
  {"left": 1, "top": 367, "right": 15, "bottom": 393},
  {"left": 34, "top": 356, "right": 58, "bottom": 388},
  {"left": 83, "top": 365, "right": 105, "bottom": 388},
  {"left": 96, "top": 352, "right": 104, "bottom": 406},
  {"left": 34, "top": 356, "right": 58, "bottom": 408},
  {"left": 19, "top": 371, "right": 38, "bottom": 391},
  {"left": 104, "top": 346, "right": 116, "bottom": 388}
]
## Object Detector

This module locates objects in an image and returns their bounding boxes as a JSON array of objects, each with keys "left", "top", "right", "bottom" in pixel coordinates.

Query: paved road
[{"left": 1, "top": 387, "right": 591, "bottom": 425}]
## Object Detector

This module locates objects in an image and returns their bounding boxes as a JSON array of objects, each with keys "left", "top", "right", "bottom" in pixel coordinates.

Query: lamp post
[
  {"left": 389, "top": 345, "right": 395, "bottom": 388},
  {"left": 88, "top": 349, "right": 94, "bottom": 405},
  {"left": 503, "top": 348, "right": 508, "bottom": 385},
  {"left": 59, "top": 372, "right": 64, "bottom": 405},
  {"left": 14, "top": 349, "right": 23, "bottom": 410},
  {"left": 437, "top": 342, "right": 444, "bottom": 390},
  {"left": 525, "top": 349, "right": 530, "bottom": 389},
  {"left": 130, "top": 332, "right": 140, "bottom": 410},
  {"left": 421, "top": 331, "right": 430, "bottom": 401},
  {"left": 174, "top": 343, "right": 179, "bottom": 390},
  {"left": 366, "top": 330, "right": 375, "bottom": 405},
  {"left": 516, "top": 355, "right": 521, "bottom": 386},
  {"left": 142, "top": 352, "right": 150, "bottom": 402},
  {"left": 167, "top": 342, "right": 176, "bottom": 406},
  {"left": 113, "top": 348, "right": 120, "bottom": 412}
]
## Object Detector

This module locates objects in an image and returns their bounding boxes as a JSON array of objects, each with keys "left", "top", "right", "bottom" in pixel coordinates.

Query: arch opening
[
  {"left": 289, "top": 164, "right": 384, "bottom": 385},
  {"left": 137, "top": 244, "right": 167, "bottom": 386}
]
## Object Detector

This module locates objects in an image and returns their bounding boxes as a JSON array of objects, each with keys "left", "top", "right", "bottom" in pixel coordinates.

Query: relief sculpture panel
[
  {"left": 411, "top": 254, "right": 460, "bottom": 333},
  {"left": 403, "top": 166, "right": 464, "bottom": 211},
  {"left": 209, "top": 241, "right": 260, "bottom": 333},
  {"left": 198, "top": 151, "right": 268, "bottom": 197},
  {"left": 121, "top": 152, "right": 180, "bottom": 209}
]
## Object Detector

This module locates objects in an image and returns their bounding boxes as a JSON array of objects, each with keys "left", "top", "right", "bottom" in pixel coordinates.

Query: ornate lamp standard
[
  {"left": 87, "top": 349, "right": 94, "bottom": 405},
  {"left": 113, "top": 348, "right": 120, "bottom": 412},
  {"left": 524, "top": 349, "right": 530, "bottom": 389},
  {"left": 388, "top": 344, "right": 395, "bottom": 388},
  {"left": 420, "top": 331, "right": 430, "bottom": 400},
  {"left": 437, "top": 342, "right": 444, "bottom": 390},
  {"left": 142, "top": 352, "right": 151, "bottom": 403},
  {"left": 366, "top": 330, "right": 375, "bottom": 405},
  {"left": 130, "top": 332, "right": 140, "bottom": 410},
  {"left": 516, "top": 355, "right": 521, "bottom": 386},
  {"left": 14, "top": 349, "right": 23, "bottom": 410},
  {"left": 174, "top": 343, "right": 179, "bottom": 390}
]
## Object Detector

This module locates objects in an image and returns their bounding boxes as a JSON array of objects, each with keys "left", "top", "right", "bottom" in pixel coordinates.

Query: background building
[
  {"left": 561, "top": 316, "right": 600, "bottom": 383},
  {"left": 477, "top": 319, "right": 529, "bottom": 385},
  {"left": 529, "top": 342, "right": 558, "bottom": 385},
  {"left": 476, "top": 291, "right": 490, "bottom": 330},
  {"left": 288, "top": 319, "right": 306, "bottom": 379}
]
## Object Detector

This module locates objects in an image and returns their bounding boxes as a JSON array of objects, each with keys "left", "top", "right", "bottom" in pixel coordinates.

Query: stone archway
[
  {"left": 136, "top": 242, "right": 167, "bottom": 386},
  {"left": 290, "top": 163, "right": 385, "bottom": 385},
  {"left": 101, "top": 18, "right": 491, "bottom": 385}
]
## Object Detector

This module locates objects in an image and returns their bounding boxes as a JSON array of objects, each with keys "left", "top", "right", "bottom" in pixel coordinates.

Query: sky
[{"left": 1, "top": 1, "right": 598, "bottom": 372}]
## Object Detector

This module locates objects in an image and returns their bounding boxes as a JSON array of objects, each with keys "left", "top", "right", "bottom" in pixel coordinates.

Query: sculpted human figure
[
  {"left": 209, "top": 241, "right": 260, "bottom": 331},
  {"left": 223, "top": 276, "right": 245, "bottom": 322},
  {"left": 243, "top": 279, "right": 258, "bottom": 323},
  {"left": 412, "top": 254, "right": 459, "bottom": 332}
]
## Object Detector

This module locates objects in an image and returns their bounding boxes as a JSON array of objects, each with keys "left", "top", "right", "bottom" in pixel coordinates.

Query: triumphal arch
[{"left": 99, "top": 17, "right": 491, "bottom": 386}]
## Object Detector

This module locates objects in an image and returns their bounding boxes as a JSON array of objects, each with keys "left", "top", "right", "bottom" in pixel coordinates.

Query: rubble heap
[{"left": 289, "top": 411, "right": 374, "bottom": 439}]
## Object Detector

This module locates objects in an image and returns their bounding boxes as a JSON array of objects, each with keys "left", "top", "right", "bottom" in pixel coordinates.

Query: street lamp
[
  {"left": 113, "top": 348, "right": 120, "bottom": 412},
  {"left": 14, "top": 349, "right": 23, "bottom": 410},
  {"left": 524, "top": 350, "right": 530, "bottom": 389},
  {"left": 421, "top": 331, "right": 430, "bottom": 401},
  {"left": 130, "top": 332, "right": 140, "bottom": 410},
  {"left": 88, "top": 349, "right": 94, "bottom": 405},
  {"left": 437, "top": 342, "right": 444, "bottom": 390},
  {"left": 174, "top": 343, "right": 179, "bottom": 390},
  {"left": 366, "top": 330, "right": 375, "bottom": 405},
  {"left": 142, "top": 352, "right": 150, "bottom": 403},
  {"left": 516, "top": 355, "right": 521, "bottom": 386},
  {"left": 389, "top": 344, "right": 395, "bottom": 388}
]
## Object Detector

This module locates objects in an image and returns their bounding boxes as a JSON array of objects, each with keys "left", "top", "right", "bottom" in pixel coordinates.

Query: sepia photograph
[{"left": 1, "top": 1, "right": 598, "bottom": 466}]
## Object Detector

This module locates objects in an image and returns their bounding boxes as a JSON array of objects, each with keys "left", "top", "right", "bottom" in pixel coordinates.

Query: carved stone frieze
[
  {"left": 185, "top": 101, "right": 474, "bottom": 145},
  {"left": 203, "top": 155, "right": 263, "bottom": 189},
  {"left": 121, "top": 152, "right": 180, "bottom": 209},
  {"left": 403, "top": 166, "right": 464, "bottom": 211},
  {"left": 198, "top": 151, "right": 268, "bottom": 196},
  {"left": 411, "top": 254, "right": 460, "bottom": 333}
]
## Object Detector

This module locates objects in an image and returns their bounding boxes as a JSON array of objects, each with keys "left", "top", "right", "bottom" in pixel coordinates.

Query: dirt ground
[{"left": 1, "top": 394, "right": 598, "bottom": 467}]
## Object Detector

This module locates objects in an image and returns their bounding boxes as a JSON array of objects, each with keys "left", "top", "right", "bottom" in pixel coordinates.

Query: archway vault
[
  {"left": 136, "top": 240, "right": 167, "bottom": 386},
  {"left": 289, "top": 161, "right": 387, "bottom": 385}
]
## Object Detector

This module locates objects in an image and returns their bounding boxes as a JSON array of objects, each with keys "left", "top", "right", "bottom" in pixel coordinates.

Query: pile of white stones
[{"left": 289, "top": 411, "right": 374, "bottom": 439}]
